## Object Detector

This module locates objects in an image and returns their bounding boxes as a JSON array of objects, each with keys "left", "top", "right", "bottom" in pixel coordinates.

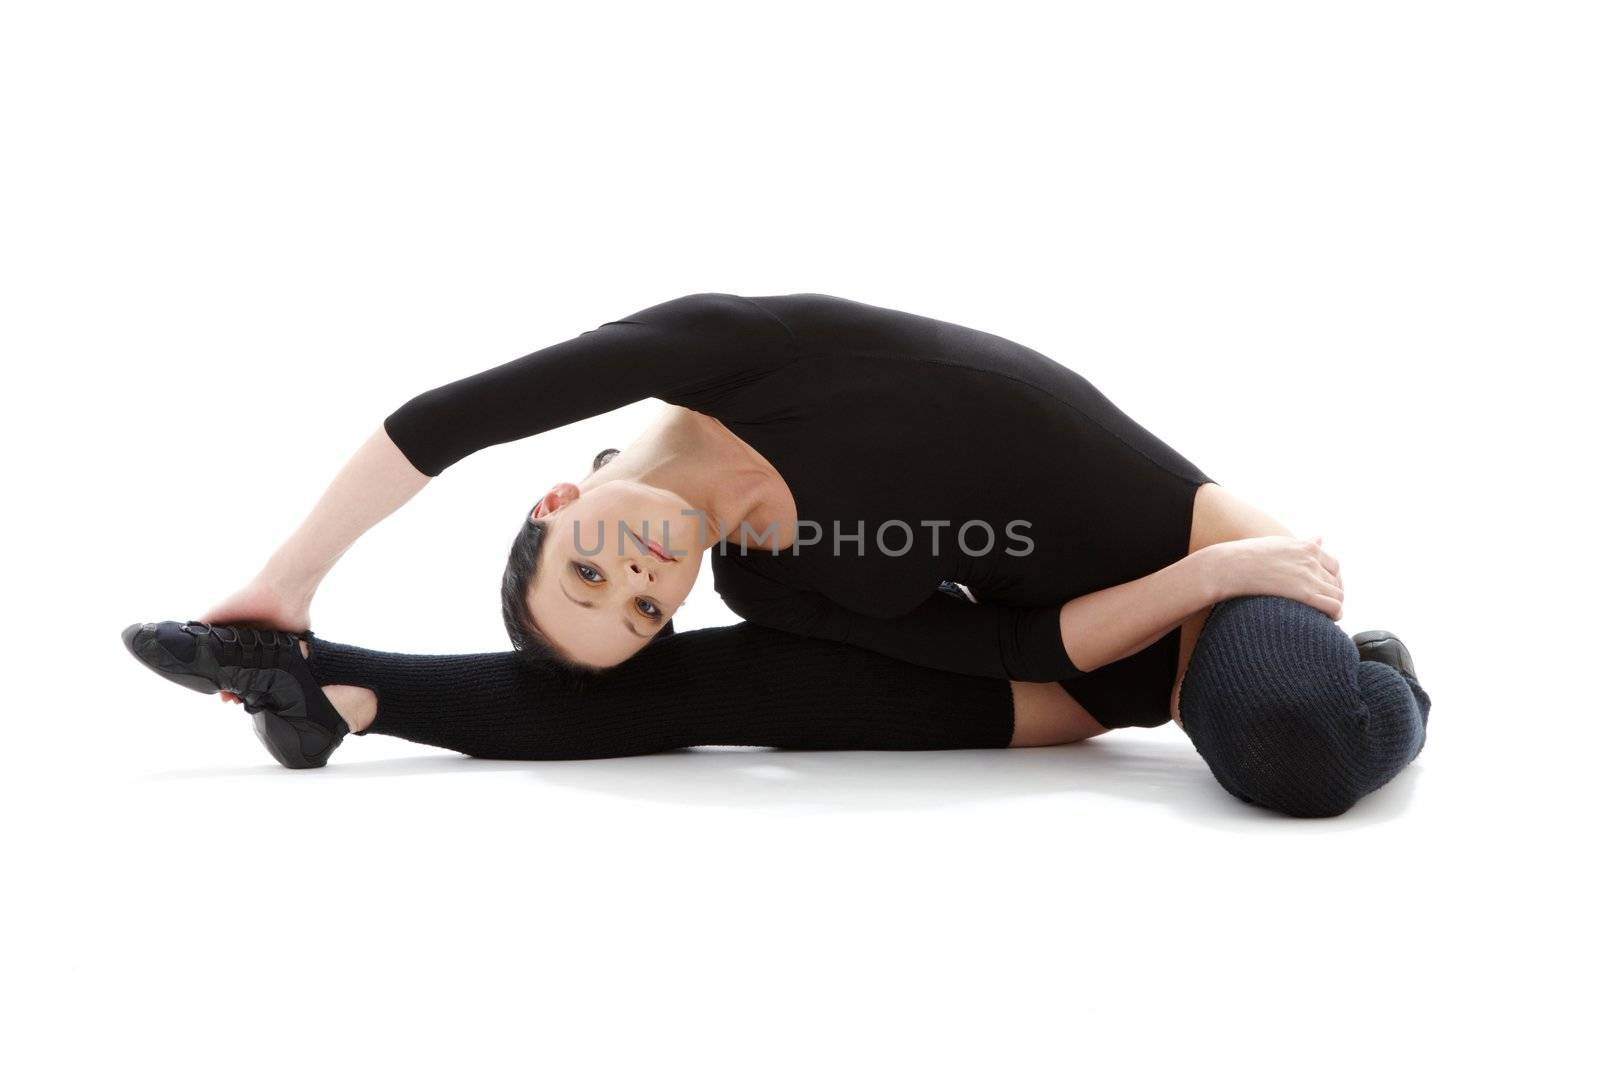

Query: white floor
[
  {"left": 9, "top": 626, "right": 1592, "bottom": 1065},
  {"left": 9, "top": 3, "right": 1597, "bottom": 1062}
]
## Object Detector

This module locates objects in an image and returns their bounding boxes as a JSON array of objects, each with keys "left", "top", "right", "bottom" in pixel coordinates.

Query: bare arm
[
  {"left": 261, "top": 427, "right": 432, "bottom": 600},
  {"left": 1055, "top": 548, "right": 1219, "bottom": 673},
  {"left": 1058, "top": 536, "right": 1344, "bottom": 673},
  {"left": 201, "top": 427, "right": 430, "bottom": 631}
]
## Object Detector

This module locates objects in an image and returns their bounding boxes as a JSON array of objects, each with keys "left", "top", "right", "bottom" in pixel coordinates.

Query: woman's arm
[
  {"left": 201, "top": 427, "right": 431, "bottom": 630},
  {"left": 854, "top": 548, "right": 1227, "bottom": 680},
  {"left": 1053, "top": 548, "right": 1221, "bottom": 673},
  {"left": 1061, "top": 534, "right": 1344, "bottom": 672},
  {"left": 201, "top": 293, "right": 798, "bottom": 631},
  {"left": 726, "top": 535, "right": 1342, "bottom": 682},
  {"left": 263, "top": 427, "right": 431, "bottom": 594}
]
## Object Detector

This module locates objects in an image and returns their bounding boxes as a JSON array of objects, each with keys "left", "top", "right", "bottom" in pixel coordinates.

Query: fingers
[
  {"left": 1316, "top": 560, "right": 1344, "bottom": 615},
  {"left": 1308, "top": 591, "right": 1344, "bottom": 621},
  {"left": 1307, "top": 536, "right": 1343, "bottom": 593},
  {"left": 1306, "top": 562, "right": 1344, "bottom": 619},
  {"left": 1321, "top": 561, "right": 1343, "bottom": 592}
]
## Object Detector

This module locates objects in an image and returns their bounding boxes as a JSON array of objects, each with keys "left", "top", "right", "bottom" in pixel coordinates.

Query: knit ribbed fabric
[
  {"left": 1178, "top": 595, "right": 1431, "bottom": 818},
  {"left": 304, "top": 622, "right": 1015, "bottom": 759}
]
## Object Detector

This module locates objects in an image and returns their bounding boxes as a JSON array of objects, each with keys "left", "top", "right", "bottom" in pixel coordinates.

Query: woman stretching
[{"left": 123, "top": 292, "right": 1431, "bottom": 817}]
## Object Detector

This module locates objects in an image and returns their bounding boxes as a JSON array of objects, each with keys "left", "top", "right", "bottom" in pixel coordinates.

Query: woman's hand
[
  {"left": 200, "top": 576, "right": 313, "bottom": 632},
  {"left": 183, "top": 426, "right": 430, "bottom": 706},
  {"left": 199, "top": 577, "right": 314, "bottom": 705},
  {"left": 1207, "top": 535, "right": 1345, "bottom": 620}
]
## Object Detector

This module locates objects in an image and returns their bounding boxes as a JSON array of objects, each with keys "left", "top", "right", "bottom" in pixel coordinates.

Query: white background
[{"left": 3, "top": 1, "right": 1596, "bottom": 1064}]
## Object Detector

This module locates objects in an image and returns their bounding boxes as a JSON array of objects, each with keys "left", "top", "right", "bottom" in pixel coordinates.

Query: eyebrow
[{"left": 561, "top": 576, "right": 649, "bottom": 639}]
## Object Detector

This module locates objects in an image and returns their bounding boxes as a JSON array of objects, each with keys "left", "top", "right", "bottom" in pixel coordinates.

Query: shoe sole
[{"left": 250, "top": 709, "right": 337, "bottom": 770}]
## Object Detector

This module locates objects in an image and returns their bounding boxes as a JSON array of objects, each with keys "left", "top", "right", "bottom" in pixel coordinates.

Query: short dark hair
[{"left": 500, "top": 447, "right": 674, "bottom": 674}]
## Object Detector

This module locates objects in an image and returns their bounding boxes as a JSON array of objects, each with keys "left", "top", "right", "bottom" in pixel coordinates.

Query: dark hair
[{"left": 500, "top": 447, "right": 674, "bottom": 673}]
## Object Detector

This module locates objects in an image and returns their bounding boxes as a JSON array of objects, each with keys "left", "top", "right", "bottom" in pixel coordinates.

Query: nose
[{"left": 625, "top": 560, "right": 655, "bottom": 589}]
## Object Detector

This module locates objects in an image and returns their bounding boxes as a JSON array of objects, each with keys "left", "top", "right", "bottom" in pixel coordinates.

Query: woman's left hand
[
  {"left": 199, "top": 576, "right": 315, "bottom": 705},
  {"left": 1207, "top": 535, "right": 1345, "bottom": 620}
]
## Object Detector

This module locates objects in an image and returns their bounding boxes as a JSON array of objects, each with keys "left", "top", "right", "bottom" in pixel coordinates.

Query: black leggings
[
  {"left": 307, "top": 622, "right": 1016, "bottom": 758},
  {"left": 1178, "top": 595, "right": 1431, "bottom": 818},
  {"left": 309, "top": 604, "right": 1428, "bottom": 817}
]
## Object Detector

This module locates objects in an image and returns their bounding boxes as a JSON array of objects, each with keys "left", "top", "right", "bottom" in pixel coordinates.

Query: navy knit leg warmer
[
  {"left": 305, "top": 622, "right": 1015, "bottom": 759},
  {"left": 1178, "top": 595, "right": 1431, "bottom": 818}
]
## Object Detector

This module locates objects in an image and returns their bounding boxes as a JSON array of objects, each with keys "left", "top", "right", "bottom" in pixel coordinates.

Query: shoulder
[{"left": 614, "top": 292, "right": 797, "bottom": 350}]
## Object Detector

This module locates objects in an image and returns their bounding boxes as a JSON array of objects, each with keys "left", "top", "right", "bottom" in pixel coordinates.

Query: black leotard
[{"left": 384, "top": 292, "right": 1214, "bottom": 726}]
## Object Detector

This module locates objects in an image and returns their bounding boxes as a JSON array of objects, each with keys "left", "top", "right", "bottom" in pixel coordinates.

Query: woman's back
[{"left": 696, "top": 293, "right": 1211, "bottom": 648}]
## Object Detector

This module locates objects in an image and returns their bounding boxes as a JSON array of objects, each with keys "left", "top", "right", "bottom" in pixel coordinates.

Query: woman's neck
[{"left": 580, "top": 406, "right": 787, "bottom": 549}]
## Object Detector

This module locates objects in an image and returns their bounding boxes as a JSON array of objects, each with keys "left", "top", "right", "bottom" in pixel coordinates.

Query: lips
[{"left": 647, "top": 539, "right": 675, "bottom": 563}]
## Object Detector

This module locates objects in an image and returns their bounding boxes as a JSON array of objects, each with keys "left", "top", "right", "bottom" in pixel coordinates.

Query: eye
[
  {"left": 572, "top": 561, "right": 604, "bottom": 584},
  {"left": 635, "top": 597, "right": 663, "bottom": 622}
]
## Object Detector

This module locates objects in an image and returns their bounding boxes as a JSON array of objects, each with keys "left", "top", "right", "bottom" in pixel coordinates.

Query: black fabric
[
  {"left": 306, "top": 621, "right": 1015, "bottom": 759},
  {"left": 1057, "top": 627, "right": 1183, "bottom": 730},
  {"left": 384, "top": 292, "right": 1212, "bottom": 714},
  {"left": 1177, "top": 595, "right": 1431, "bottom": 818}
]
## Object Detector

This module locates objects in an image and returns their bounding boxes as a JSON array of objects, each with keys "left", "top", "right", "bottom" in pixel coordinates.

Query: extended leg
[
  {"left": 306, "top": 622, "right": 1016, "bottom": 759},
  {"left": 1177, "top": 595, "right": 1431, "bottom": 817}
]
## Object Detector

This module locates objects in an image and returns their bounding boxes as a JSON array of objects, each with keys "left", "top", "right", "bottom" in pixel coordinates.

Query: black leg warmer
[
  {"left": 1178, "top": 595, "right": 1431, "bottom": 818},
  {"left": 305, "top": 622, "right": 1015, "bottom": 759}
]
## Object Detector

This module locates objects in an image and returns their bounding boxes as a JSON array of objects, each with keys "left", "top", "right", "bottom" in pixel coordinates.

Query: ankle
[
  {"left": 297, "top": 639, "right": 377, "bottom": 733},
  {"left": 323, "top": 684, "right": 378, "bottom": 733}
]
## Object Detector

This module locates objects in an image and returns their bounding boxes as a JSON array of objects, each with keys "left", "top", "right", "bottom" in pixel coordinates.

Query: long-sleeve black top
[{"left": 384, "top": 292, "right": 1212, "bottom": 683}]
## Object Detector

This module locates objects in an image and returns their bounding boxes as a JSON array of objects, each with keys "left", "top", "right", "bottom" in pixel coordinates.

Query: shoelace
[{"left": 179, "top": 621, "right": 308, "bottom": 671}]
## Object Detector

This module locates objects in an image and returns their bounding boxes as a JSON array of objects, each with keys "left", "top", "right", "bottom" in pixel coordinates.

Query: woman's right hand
[
  {"left": 198, "top": 577, "right": 315, "bottom": 705},
  {"left": 1208, "top": 535, "right": 1345, "bottom": 620}
]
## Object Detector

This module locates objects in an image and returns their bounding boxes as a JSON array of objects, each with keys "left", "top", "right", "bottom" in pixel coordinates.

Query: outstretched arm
[
  {"left": 200, "top": 293, "right": 797, "bottom": 632},
  {"left": 202, "top": 427, "right": 431, "bottom": 632}
]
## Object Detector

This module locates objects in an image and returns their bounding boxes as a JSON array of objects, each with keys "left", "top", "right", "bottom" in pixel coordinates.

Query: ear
[{"left": 531, "top": 482, "right": 580, "bottom": 520}]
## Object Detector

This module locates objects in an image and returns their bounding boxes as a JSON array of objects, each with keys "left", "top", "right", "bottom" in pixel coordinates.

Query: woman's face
[{"left": 525, "top": 479, "right": 704, "bottom": 668}]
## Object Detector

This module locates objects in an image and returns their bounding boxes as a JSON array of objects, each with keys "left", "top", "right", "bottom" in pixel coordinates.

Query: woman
[{"left": 122, "top": 292, "right": 1431, "bottom": 817}]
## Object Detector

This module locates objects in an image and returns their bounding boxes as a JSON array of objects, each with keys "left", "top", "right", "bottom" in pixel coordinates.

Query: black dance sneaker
[
  {"left": 1352, "top": 630, "right": 1419, "bottom": 685},
  {"left": 120, "top": 620, "right": 349, "bottom": 769}
]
